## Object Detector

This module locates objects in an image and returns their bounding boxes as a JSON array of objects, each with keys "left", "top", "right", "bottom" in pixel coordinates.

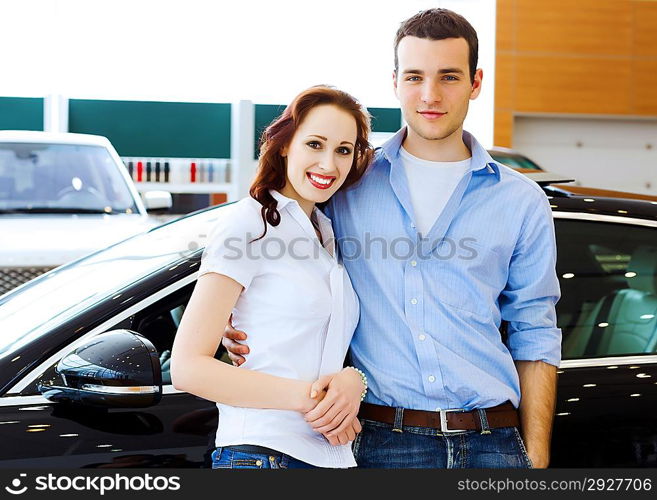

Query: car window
[
  {"left": 132, "top": 287, "right": 191, "bottom": 386},
  {"left": 0, "top": 142, "right": 137, "bottom": 212},
  {"left": 556, "top": 218, "right": 657, "bottom": 359}
]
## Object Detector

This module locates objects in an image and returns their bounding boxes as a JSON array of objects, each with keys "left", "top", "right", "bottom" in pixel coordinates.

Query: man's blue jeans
[{"left": 352, "top": 417, "right": 534, "bottom": 468}]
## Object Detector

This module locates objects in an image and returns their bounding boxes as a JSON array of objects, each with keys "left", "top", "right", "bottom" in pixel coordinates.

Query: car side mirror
[
  {"left": 142, "top": 190, "right": 173, "bottom": 212},
  {"left": 38, "top": 329, "right": 162, "bottom": 408}
]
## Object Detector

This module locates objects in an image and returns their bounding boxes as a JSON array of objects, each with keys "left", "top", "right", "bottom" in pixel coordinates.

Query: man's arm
[
  {"left": 515, "top": 360, "right": 557, "bottom": 468},
  {"left": 500, "top": 192, "right": 562, "bottom": 468}
]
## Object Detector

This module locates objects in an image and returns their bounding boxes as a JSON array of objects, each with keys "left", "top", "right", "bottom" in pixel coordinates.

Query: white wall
[
  {"left": 442, "top": 0, "right": 496, "bottom": 148},
  {"left": 514, "top": 116, "right": 657, "bottom": 194},
  {"left": 0, "top": 0, "right": 496, "bottom": 144}
]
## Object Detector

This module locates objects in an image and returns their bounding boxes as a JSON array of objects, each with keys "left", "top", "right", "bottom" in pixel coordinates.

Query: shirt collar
[
  {"left": 462, "top": 130, "right": 501, "bottom": 178},
  {"left": 268, "top": 188, "right": 332, "bottom": 224},
  {"left": 380, "top": 127, "right": 501, "bottom": 180},
  {"left": 269, "top": 189, "right": 294, "bottom": 209}
]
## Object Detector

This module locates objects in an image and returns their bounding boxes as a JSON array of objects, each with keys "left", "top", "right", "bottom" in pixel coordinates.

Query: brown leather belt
[{"left": 358, "top": 401, "right": 519, "bottom": 433}]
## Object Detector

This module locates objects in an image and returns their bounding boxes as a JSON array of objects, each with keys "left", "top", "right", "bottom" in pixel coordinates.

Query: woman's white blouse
[{"left": 197, "top": 189, "right": 360, "bottom": 468}]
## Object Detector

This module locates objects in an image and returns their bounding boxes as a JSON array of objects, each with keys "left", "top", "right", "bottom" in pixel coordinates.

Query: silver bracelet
[{"left": 348, "top": 366, "right": 368, "bottom": 401}]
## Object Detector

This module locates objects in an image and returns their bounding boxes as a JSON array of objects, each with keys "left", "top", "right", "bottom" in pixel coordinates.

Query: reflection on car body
[{"left": 0, "top": 174, "right": 656, "bottom": 468}]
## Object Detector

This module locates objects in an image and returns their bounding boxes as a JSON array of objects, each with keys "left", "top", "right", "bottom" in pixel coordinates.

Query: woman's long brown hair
[{"left": 249, "top": 85, "right": 374, "bottom": 241}]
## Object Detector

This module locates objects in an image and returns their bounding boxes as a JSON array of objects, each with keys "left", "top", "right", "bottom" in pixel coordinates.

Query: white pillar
[
  {"left": 44, "top": 94, "right": 68, "bottom": 133},
  {"left": 230, "top": 100, "right": 256, "bottom": 201}
]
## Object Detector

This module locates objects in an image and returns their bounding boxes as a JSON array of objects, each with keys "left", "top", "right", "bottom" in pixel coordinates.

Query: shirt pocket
[{"left": 427, "top": 238, "right": 507, "bottom": 318}]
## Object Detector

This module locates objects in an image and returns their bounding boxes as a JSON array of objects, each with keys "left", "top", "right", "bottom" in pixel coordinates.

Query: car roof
[
  {"left": 544, "top": 187, "right": 657, "bottom": 220},
  {"left": 551, "top": 184, "right": 657, "bottom": 203},
  {"left": 516, "top": 171, "right": 657, "bottom": 219},
  {"left": 0, "top": 130, "right": 112, "bottom": 147}
]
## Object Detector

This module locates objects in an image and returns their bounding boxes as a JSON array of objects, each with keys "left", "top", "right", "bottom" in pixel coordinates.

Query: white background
[{"left": 0, "top": 0, "right": 496, "bottom": 146}]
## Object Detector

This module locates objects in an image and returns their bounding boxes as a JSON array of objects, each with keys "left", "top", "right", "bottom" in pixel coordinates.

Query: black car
[{"left": 0, "top": 178, "right": 656, "bottom": 468}]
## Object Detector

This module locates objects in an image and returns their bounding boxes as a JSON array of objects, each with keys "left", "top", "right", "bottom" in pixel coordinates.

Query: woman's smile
[{"left": 306, "top": 171, "right": 337, "bottom": 190}]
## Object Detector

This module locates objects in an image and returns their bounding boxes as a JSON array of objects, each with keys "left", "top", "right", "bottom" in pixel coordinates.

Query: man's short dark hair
[{"left": 394, "top": 8, "right": 479, "bottom": 83}]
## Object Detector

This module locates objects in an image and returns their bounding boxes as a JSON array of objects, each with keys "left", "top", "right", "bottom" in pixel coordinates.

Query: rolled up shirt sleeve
[
  {"left": 499, "top": 193, "right": 562, "bottom": 367},
  {"left": 198, "top": 202, "right": 264, "bottom": 290}
]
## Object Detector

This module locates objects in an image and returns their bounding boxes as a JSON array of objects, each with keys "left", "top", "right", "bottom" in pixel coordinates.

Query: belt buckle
[{"left": 437, "top": 408, "right": 466, "bottom": 433}]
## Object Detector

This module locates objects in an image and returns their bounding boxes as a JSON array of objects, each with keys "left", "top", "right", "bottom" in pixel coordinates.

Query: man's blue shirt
[{"left": 327, "top": 128, "right": 561, "bottom": 411}]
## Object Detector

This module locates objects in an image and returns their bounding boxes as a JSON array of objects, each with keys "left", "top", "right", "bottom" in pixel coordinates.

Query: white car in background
[{"left": 0, "top": 131, "right": 172, "bottom": 295}]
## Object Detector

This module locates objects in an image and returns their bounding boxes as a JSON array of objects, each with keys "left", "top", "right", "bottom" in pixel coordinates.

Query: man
[{"left": 224, "top": 8, "right": 561, "bottom": 468}]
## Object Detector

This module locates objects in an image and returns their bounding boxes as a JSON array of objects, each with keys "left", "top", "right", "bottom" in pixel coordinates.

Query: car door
[
  {"left": 0, "top": 278, "right": 219, "bottom": 468},
  {"left": 551, "top": 214, "right": 657, "bottom": 467}
]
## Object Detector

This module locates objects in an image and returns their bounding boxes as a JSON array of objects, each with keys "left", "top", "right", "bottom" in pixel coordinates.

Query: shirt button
[
  {"left": 410, "top": 260, "right": 417, "bottom": 267},
  {"left": 428, "top": 375, "right": 436, "bottom": 383},
  {"left": 418, "top": 334, "right": 426, "bottom": 341},
  {"left": 410, "top": 298, "right": 418, "bottom": 305},
  {"left": 411, "top": 223, "right": 416, "bottom": 229}
]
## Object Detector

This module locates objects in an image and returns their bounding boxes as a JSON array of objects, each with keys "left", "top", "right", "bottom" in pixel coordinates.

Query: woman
[{"left": 170, "top": 86, "right": 374, "bottom": 469}]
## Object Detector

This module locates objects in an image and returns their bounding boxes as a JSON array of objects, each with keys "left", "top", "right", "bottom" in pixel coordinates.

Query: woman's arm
[{"left": 170, "top": 272, "right": 320, "bottom": 413}]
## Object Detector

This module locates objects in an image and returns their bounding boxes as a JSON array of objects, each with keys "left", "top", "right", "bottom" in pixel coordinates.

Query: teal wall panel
[
  {"left": 0, "top": 97, "right": 44, "bottom": 131},
  {"left": 368, "top": 107, "right": 401, "bottom": 133},
  {"left": 69, "top": 99, "right": 231, "bottom": 158},
  {"left": 254, "top": 104, "right": 286, "bottom": 160}
]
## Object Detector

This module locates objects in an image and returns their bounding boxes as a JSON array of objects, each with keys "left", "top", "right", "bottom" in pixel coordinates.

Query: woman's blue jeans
[{"left": 211, "top": 446, "right": 317, "bottom": 469}]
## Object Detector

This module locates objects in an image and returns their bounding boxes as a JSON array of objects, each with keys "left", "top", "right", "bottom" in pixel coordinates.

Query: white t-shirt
[
  {"left": 400, "top": 146, "right": 471, "bottom": 236},
  {"left": 197, "top": 189, "right": 359, "bottom": 468}
]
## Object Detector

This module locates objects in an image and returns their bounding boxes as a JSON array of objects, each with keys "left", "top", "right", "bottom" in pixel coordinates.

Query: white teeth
[{"left": 309, "top": 173, "right": 334, "bottom": 185}]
